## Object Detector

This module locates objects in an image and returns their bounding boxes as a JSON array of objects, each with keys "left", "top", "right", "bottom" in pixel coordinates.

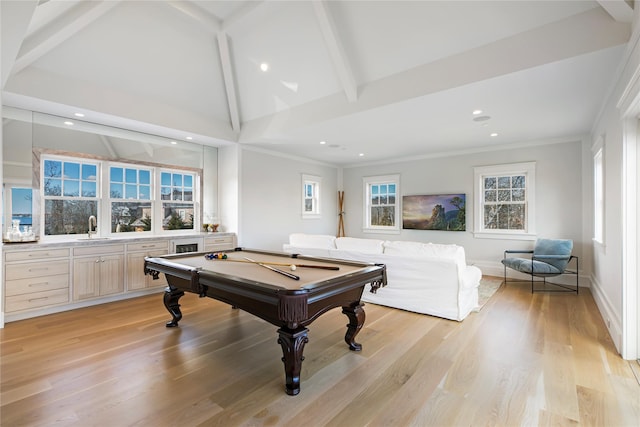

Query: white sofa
[{"left": 283, "top": 234, "right": 482, "bottom": 321}]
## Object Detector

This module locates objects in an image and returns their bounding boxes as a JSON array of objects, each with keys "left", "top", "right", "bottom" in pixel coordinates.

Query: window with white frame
[
  {"left": 593, "top": 144, "right": 604, "bottom": 244},
  {"left": 39, "top": 153, "right": 200, "bottom": 237},
  {"left": 160, "top": 170, "right": 196, "bottom": 230},
  {"left": 3, "top": 183, "right": 33, "bottom": 236},
  {"left": 473, "top": 162, "right": 536, "bottom": 239},
  {"left": 302, "top": 174, "right": 321, "bottom": 218},
  {"left": 363, "top": 174, "right": 400, "bottom": 233},
  {"left": 109, "top": 165, "right": 152, "bottom": 233},
  {"left": 43, "top": 157, "right": 99, "bottom": 236}
]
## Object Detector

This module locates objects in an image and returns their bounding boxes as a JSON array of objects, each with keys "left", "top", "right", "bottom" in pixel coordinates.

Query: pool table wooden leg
[
  {"left": 163, "top": 286, "right": 185, "bottom": 327},
  {"left": 277, "top": 327, "right": 309, "bottom": 396},
  {"left": 342, "top": 303, "right": 365, "bottom": 351}
]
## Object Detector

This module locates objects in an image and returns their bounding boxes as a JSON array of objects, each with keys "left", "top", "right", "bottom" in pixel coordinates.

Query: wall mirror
[{"left": 3, "top": 106, "right": 218, "bottom": 240}]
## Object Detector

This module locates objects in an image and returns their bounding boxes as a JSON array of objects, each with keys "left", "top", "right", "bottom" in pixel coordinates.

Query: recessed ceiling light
[
  {"left": 185, "top": 136, "right": 193, "bottom": 140},
  {"left": 490, "top": 133, "right": 498, "bottom": 137},
  {"left": 472, "top": 109, "right": 483, "bottom": 115},
  {"left": 359, "top": 153, "right": 364, "bottom": 157},
  {"left": 319, "top": 140, "right": 326, "bottom": 145},
  {"left": 170, "top": 141, "right": 177, "bottom": 145},
  {"left": 260, "top": 63, "right": 269, "bottom": 72},
  {"left": 74, "top": 112, "right": 85, "bottom": 117},
  {"left": 64, "top": 121, "right": 74, "bottom": 126}
]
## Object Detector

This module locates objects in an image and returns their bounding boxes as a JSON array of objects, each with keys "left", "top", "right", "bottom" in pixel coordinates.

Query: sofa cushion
[
  {"left": 383, "top": 240, "right": 462, "bottom": 260},
  {"left": 288, "top": 233, "right": 336, "bottom": 249},
  {"left": 382, "top": 240, "right": 423, "bottom": 255},
  {"left": 335, "top": 237, "right": 384, "bottom": 254}
]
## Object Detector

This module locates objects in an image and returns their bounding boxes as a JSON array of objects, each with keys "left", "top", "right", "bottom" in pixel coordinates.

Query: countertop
[{"left": 2, "top": 232, "right": 235, "bottom": 251}]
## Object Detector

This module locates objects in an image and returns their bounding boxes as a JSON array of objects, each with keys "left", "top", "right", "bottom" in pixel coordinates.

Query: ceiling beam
[
  {"left": 222, "top": 1, "right": 268, "bottom": 34},
  {"left": 1, "top": 0, "right": 38, "bottom": 88},
  {"left": 239, "top": 7, "right": 630, "bottom": 143},
  {"left": 141, "top": 142, "right": 154, "bottom": 158},
  {"left": 217, "top": 31, "right": 241, "bottom": 133},
  {"left": 99, "top": 134, "right": 118, "bottom": 159},
  {"left": 311, "top": 0, "right": 358, "bottom": 103},
  {"left": 597, "top": 0, "right": 633, "bottom": 23},
  {"left": 164, "top": 1, "right": 221, "bottom": 32},
  {"left": 12, "top": 0, "right": 122, "bottom": 76}
]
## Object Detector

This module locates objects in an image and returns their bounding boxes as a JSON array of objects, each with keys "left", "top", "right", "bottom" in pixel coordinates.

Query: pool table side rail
[{"left": 143, "top": 257, "right": 200, "bottom": 293}]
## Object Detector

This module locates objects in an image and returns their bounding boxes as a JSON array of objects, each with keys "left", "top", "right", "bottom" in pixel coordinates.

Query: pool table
[{"left": 144, "top": 247, "right": 386, "bottom": 395}]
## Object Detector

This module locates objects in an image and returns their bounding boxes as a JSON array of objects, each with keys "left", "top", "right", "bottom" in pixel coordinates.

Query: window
[
  {"left": 109, "top": 165, "right": 152, "bottom": 233},
  {"left": 593, "top": 143, "right": 604, "bottom": 245},
  {"left": 160, "top": 171, "right": 195, "bottom": 230},
  {"left": 38, "top": 153, "right": 200, "bottom": 238},
  {"left": 473, "top": 162, "right": 536, "bottom": 239},
  {"left": 302, "top": 174, "right": 321, "bottom": 218},
  {"left": 43, "top": 157, "right": 99, "bottom": 236},
  {"left": 3, "top": 184, "right": 33, "bottom": 238},
  {"left": 363, "top": 174, "right": 400, "bottom": 233}
]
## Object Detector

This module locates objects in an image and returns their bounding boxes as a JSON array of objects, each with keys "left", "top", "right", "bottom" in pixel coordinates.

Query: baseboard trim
[{"left": 589, "top": 274, "right": 624, "bottom": 356}]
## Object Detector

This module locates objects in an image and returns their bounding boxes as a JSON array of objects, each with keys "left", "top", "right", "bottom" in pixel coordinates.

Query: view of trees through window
[
  {"left": 43, "top": 159, "right": 99, "bottom": 235},
  {"left": 369, "top": 183, "right": 396, "bottom": 227},
  {"left": 41, "top": 155, "right": 198, "bottom": 236},
  {"left": 110, "top": 166, "right": 152, "bottom": 233},
  {"left": 160, "top": 172, "right": 194, "bottom": 230},
  {"left": 483, "top": 175, "right": 526, "bottom": 230},
  {"left": 304, "top": 182, "right": 315, "bottom": 212}
]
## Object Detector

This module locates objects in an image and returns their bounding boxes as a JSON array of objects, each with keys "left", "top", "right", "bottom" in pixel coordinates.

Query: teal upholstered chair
[{"left": 502, "top": 239, "right": 578, "bottom": 293}]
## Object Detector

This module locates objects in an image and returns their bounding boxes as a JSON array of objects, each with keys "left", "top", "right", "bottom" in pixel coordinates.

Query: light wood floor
[{"left": 1, "top": 280, "right": 638, "bottom": 426}]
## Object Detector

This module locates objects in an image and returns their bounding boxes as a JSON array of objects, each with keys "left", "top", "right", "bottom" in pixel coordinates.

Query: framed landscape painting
[{"left": 402, "top": 194, "right": 466, "bottom": 231}]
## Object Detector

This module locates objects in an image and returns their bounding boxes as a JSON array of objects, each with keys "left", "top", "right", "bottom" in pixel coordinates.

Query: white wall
[
  {"left": 590, "top": 94, "right": 625, "bottom": 352},
  {"left": 201, "top": 146, "right": 218, "bottom": 226},
  {"left": 342, "top": 140, "right": 584, "bottom": 277},
  {"left": 1, "top": 46, "right": 3, "bottom": 329},
  {"left": 238, "top": 148, "right": 338, "bottom": 251},
  {"left": 589, "top": 8, "right": 640, "bottom": 358},
  {"left": 218, "top": 145, "right": 240, "bottom": 237}
]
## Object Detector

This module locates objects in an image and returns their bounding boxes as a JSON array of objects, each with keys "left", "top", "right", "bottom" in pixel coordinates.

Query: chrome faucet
[{"left": 88, "top": 215, "right": 97, "bottom": 238}]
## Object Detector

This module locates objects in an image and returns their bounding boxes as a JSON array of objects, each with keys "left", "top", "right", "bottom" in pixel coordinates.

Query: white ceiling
[{"left": 0, "top": 0, "right": 632, "bottom": 166}]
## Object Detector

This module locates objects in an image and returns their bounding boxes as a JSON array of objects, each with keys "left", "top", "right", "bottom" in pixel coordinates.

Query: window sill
[
  {"left": 592, "top": 238, "right": 606, "bottom": 254},
  {"left": 362, "top": 228, "right": 401, "bottom": 235},
  {"left": 302, "top": 214, "right": 321, "bottom": 220},
  {"left": 473, "top": 231, "right": 537, "bottom": 241}
]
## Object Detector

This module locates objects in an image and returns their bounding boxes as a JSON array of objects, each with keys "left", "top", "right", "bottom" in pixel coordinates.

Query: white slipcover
[{"left": 283, "top": 234, "right": 482, "bottom": 321}]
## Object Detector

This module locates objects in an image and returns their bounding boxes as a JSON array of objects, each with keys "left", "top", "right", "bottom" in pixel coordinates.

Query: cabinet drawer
[
  {"left": 204, "top": 235, "right": 234, "bottom": 251},
  {"left": 204, "top": 236, "right": 233, "bottom": 245},
  {"left": 204, "top": 243, "right": 234, "bottom": 252},
  {"left": 127, "top": 241, "right": 168, "bottom": 252},
  {"left": 5, "top": 261, "right": 70, "bottom": 280},
  {"left": 6, "top": 288, "right": 69, "bottom": 312},
  {"left": 5, "top": 274, "right": 69, "bottom": 297},
  {"left": 5, "top": 248, "right": 70, "bottom": 262},
  {"left": 74, "top": 244, "right": 125, "bottom": 256}
]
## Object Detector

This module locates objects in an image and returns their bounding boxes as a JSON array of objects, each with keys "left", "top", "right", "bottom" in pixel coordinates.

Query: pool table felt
[{"left": 174, "top": 251, "right": 368, "bottom": 291}]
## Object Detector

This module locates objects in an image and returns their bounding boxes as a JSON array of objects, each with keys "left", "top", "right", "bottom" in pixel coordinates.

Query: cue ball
[{"left": 290, "top": 265, "right": 297, "bottom": 271}]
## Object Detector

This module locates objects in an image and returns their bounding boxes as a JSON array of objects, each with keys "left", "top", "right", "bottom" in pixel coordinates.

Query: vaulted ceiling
[{"left": 0, "top": 0, "right": 633, "bottom": 166}]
